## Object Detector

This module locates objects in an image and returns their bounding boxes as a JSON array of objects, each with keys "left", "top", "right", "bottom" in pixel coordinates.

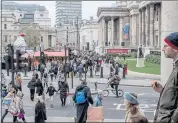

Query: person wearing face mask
[{"left": 1, "top": 88, "right": 15, "bottom": 123}]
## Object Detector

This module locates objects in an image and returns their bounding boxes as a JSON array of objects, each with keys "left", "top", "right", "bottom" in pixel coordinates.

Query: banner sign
[
  {"left": 123, "top": 24, "right": 129, "bottom": 40},
  {"left": 107, "top": 49, "right": 128, "bottom": 54}
]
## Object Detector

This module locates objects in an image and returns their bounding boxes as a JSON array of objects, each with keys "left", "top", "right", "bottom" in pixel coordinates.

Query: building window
[
  {"left": 4, "top": 18, "right": 7, "bottom": 21},
  {"left": 40, "top": 14, "right": 44, "bottom": 17},
  {"left": 4, "top": 35, "right": 7, "bottom": 42},
  {"left": 14, "top": 36, "right": 17, "bottom": 41},
  {"left": 20, "top": 14, "right": 22, "bottom": 17},
  {"left": 41, "top": 36, "right": 43, "bottom": 41},
  {"left": 4, "top": 24, "right": 7, "bottom": 29}
]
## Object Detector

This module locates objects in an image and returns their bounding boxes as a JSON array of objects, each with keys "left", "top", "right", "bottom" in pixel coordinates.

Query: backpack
[{"left": 75, "top": 88, "right": 87, "bottom": 104}]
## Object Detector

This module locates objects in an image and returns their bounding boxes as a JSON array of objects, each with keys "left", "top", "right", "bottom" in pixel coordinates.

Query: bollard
[
  {"left": 7, "top": 69, "right": 9, "bottom": 76},
  {"left": 24, "top": 66, "right": 28, "bottom": 77},
  {"left": 90, "top": 66, "right": 93, "bottom": 78},
  {"left": 71, "top": 71, "right": 73, "bottom": 89},
  {"left": 122, "top": 65, "right": 125, "bottom": 79},
  {"left": 94, "top": 82, "right": 98, "bottom": 91},
  {"left": 100, "top": 66, "right": 103, "bottom": 78},
  {"left": 84, "top": 67, "right": 87, "bottom": 80}
]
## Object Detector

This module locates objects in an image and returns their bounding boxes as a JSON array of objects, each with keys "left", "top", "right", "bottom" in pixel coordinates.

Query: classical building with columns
[
  {"left": 97, "top": 1, "right": 162, "bottom": 55},
  {"left": 97, "top": 7, "right": 130, "bottom": 54}
]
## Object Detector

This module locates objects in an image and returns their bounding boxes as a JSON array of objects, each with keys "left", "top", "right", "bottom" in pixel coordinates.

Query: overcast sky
[{"left": 14, "top": 1, "right": 115, "bottom": 26}]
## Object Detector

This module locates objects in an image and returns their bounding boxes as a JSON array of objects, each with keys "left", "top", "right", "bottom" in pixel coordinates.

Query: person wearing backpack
[{"left": 73, "top": 80, "right": 94, "bottom": 123}]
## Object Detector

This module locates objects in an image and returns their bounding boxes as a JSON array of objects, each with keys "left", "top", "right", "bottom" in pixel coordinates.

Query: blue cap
[{"left": 123, "top": 92, "right": 138, "bottom": 105}]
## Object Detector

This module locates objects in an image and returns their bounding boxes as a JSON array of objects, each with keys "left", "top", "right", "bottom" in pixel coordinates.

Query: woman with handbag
[
  {"left": 1, "top": 88, "right": 15, "bottom": 123},
  {"left": 13, "top": 90, "right": 26, "bottom": 123}
]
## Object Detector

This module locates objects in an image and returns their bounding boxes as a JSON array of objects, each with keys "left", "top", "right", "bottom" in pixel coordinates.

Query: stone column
[
  {"left": 106, "top": 21, "right": 108, "bottom": 46},
  {"left": 111, "top": 17, "right": 114, "bottom": 47},
  {"left": 131, "top": 14, "right": 137, "bottom": 46},
  {"left": 139, "top": 10, "right": 142, "bottom": 45},
  {"left": 130, "top": 16, "right": 132, "bottom": 45},
  {"left": 141, "top": 8, "right": 145, "bottom": 46},
  {"left": 116, "top": 19, "right": 120, "bottom": 46},
  {"left": 119, "top": 17, "right": 123, "bottom": 46},
  {"left": 158, "top": 6, "right": 161, "bottom": 47},
  {"left": 161, "top": 1, "right": 178, "bottom": 84},
  {"left": 145, "top": 6, "right": 150, "bottom": 47},
  {"left": 102, "top": 18, "right": 105, "bottom": 52},
  {"left": 150, "top": 4, "right": 154, "bottom": 48}
]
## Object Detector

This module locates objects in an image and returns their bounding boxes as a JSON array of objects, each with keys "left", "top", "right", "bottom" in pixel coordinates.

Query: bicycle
[{"left": 94, "top": 82, "right": 124, "bottom": 97}]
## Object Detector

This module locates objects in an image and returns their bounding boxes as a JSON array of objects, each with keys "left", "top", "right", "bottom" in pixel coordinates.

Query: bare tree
[{"left": 21, "top": 25, "right": 40, "bottom": 48}]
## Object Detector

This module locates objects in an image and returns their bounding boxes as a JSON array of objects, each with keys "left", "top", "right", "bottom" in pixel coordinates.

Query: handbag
[{"left": 18, "top": 113, "right": 24, "bottom": 119}]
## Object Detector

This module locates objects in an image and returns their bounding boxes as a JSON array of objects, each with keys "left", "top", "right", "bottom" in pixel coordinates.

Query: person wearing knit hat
[
  {"left": 151, "top": 32, "right": 178, "bottom": 123},
  {"left": 124, "top": 92, "right": 145, "bottom": 123}
]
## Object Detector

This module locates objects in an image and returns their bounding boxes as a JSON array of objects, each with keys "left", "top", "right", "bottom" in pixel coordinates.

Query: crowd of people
[{"left": 1, "top": 32, "right": 178, "bottom": 123}]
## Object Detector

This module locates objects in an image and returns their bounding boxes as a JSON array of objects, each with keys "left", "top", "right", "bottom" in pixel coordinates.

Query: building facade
[
  {"left": 0, "top": 9, "right": 56, "bottom": 53},
  {"left": 97, "top": 7, "right": 130, "bottom": 54},
  {"left": 55, "top": 1, "right": 82, "bottom": 27},
  {"left": 80, "top": 17, "right": 99, "bottom": 51},
  {"left": 97, "top": 1, "right": 162, "bottom": 55},
  {"left": 1, "top": 2, "right": 51, "bottom": 27}
]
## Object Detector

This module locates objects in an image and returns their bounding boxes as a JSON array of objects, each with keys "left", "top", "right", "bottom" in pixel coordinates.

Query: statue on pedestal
[
  {"left": 137, "top": 45, "right": 143, "bottom": 58},
  {"left": 136, "top": 45, "right": 145, "bottom": 67}
]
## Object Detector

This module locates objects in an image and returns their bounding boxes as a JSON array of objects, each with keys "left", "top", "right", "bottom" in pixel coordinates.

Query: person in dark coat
[
  {"left": 54, "top": 65, "right": 58, "bottom": 80},
  {"left": 46, "top": 83, "right": 57, "bottom": 108},
  {"left": 73, "top": 80, "right": 94, "bottom": 123},
  {"left": 35, "top": 74, "right": 44, "bottom": 96},
  {"left": 35, "top": 96, "right": 47, "bottom": 123},
  {"left": 115, "top": 63, "right": 119, "bottom": 75},
  {"left": 151, "top": 32, "right": 178, "bottom": 123},
  {"left": 64, "top": 63, "right": 70, "bottom": 78},
  {"left": 58, "top": 77, "right": 69, "bottom": 106},
  {"left": 27, "top": 76, "right": 36, "bottom": 101}
]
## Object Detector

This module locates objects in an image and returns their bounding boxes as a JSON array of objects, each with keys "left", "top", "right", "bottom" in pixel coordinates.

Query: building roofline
[{"left": 97, "top": 7, "right": 129, "bottom": 17}]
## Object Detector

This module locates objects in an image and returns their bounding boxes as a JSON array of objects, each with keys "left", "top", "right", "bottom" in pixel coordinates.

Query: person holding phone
[{"left": 151, "top": 32, "right": 178, "bottom": 123}]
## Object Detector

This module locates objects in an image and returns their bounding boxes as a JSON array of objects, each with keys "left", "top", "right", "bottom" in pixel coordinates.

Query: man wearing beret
[{"left": 151, "top": 32, "right": 178, "bottom": 123}]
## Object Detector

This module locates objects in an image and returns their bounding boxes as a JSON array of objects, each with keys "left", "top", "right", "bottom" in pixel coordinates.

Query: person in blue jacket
[{"left": 94, "top": 91, "right": 103, "bottom": 107}]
